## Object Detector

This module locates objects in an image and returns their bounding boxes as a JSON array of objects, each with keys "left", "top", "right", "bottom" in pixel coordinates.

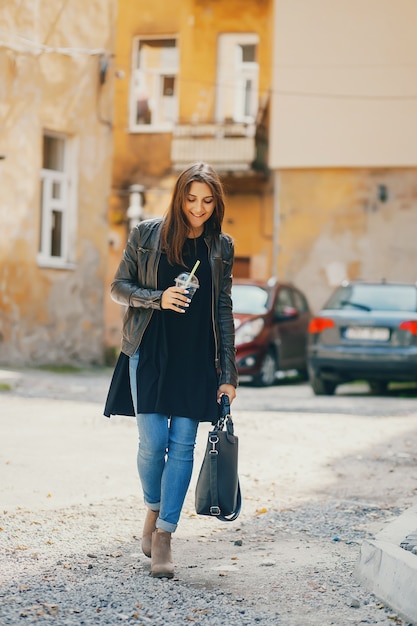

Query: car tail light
[
  {"left": 399, "top": 320, "right": 417, "bottom": 335},
  {"left": 308, "top": 317, "right": 335, "bottom": 334}
]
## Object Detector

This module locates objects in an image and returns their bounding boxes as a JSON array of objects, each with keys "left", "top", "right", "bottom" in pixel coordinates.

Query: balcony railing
[{"left": 171, "top": 122, "right": 257, "bottom": 172}]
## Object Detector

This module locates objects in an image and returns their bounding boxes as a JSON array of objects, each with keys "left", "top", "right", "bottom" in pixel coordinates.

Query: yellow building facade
[
  {"left": 106, "top": 0, "right": 275, "bottom": 351},
  {"left": 3, "top": 1, "right": 415, "bottom": 366},
  {"left": 0, "top": 1, "right": 116, "bottom": 365},
  {"left": 108, "top": 0, "right": 417, "bottom": 356}
]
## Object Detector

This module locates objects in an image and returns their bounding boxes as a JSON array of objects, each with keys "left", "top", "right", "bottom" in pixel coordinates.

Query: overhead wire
[
  {"left": 2, "top": 28, "right": 417, "bottom": 101},
  {"left": 0, "top": 35, "right": 109, "bottom": 56}
]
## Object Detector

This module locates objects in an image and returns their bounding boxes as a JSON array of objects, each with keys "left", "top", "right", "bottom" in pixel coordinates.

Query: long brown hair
[{"left": 160, "top": 162, "right": 225, "bottom": 265}]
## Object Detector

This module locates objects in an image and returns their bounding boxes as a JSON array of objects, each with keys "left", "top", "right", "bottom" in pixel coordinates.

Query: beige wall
[
  {"left": 0, "top": 0, "right": 116, "bottom": 365},
  {"left": 270, "top": 0, "right": 417, "bottom": 167},
  {"left": 267, "top": 1, "right": 417, "bottom": 313},
  {"left": 277, "top": 168, "right": 417, "bottom": 313}
]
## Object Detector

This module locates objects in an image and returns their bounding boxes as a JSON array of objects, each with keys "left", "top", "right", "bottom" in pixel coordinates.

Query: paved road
[
  {"left": 1, "top": 365, "right": 417, "bottom": 415},
  {"left": 1, "top": 367, "right": 417, "bottom": 625}
]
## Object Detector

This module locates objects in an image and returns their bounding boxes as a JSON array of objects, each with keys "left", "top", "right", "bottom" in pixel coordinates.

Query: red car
[{"left": 231, "top": 278, "right": 312, "bottom": 386}]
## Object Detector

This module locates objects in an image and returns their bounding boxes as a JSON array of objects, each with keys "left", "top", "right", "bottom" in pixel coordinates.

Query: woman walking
[{"left": 104, "top": 162, "right": 237, "bottom": 578}]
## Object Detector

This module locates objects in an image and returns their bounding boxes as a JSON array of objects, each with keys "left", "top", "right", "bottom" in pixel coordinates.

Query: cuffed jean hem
[
  {"left": 156, "top": 519, "right": 177, "bottom": 533},
  {"left": 145, "top": 501, "right": 160, "bottom": 512}
]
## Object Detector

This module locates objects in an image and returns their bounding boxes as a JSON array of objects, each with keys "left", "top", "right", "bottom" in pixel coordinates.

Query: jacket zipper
[{"left": 205, "top": 237, "right": 219, "bottom": 369}]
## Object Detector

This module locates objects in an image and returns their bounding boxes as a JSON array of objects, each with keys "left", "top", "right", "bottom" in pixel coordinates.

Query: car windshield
[
  {"left": 324, "top": 284, "right": 417, "bottom": 312},
  {"left": 232, "top": 284, "right": 270, "bottom": 314}
]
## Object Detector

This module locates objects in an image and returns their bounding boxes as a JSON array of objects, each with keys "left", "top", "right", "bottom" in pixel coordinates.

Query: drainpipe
[
  {"left": 127, "top": 184, "right": 145, "bottom": 230},
  {"left": 272, "top": 169, "right": 280, "bottom": 279}
]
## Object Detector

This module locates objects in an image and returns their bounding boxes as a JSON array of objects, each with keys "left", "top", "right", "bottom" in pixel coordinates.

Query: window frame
[
  {"left": 37, "top": 131, "right": 78, "bottom": 270},
  {"left": 129, "top": 35, "right": 179, "bottom": 133},
  {"left": 216, "top": 33, "right": 259, "bottom": 124}
]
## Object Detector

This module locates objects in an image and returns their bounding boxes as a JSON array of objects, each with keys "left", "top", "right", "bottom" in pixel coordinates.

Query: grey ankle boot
[
  {"left": 142, "top": 509, "right": 159, "bottom": 558},
  {"left": 151, "top": 529, "right": 174, "bottom": 578}
]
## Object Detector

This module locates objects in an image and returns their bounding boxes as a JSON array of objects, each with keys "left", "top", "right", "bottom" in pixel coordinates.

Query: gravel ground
[
  {"left": 1, "top": 367, "right": 417, "bottom": 625},
  {"left": 2, "top": 499, "right": 270, "bottom": 626},
  {"left": 0, "top": 499, "right": 412, "bottom": 626},
  {"left": 1, "top": 498, "right": 411, "bottom": 626}
]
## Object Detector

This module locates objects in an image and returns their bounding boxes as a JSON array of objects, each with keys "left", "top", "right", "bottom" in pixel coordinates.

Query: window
[
  {"left": 38, "top": 132, "right": 76, "bottom": 268},
  {"left": 130, "top": 37, "right": 179, "bottom": 131},
  {"left": 325, "top": 284, "right": 417, "bottom": 313},
  {"left": 293, "top": 289, "right": 309, "bottom": 314},
  {"left": 274, "top": 288, "right": 294, "bottom": 316},
  {"left": 231, "top": 284, "right": 269, "bottom": 315},
  {"left": 216, "top": 33, "right": 259, "bottom": 123}
]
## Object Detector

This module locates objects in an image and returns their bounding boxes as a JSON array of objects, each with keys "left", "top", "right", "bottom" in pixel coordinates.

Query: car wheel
[
  {"left": 310, "top": 372, "right": 336, "bottom": 396},
  {"left": 369, "top": 381, "right": 389, "bottom": 395},
  {"left": 254, "top": 350, "right": 277, "bottom": 387}
]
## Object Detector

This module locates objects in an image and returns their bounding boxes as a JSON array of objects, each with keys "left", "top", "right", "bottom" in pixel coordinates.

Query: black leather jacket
[{"left": 111, "top": 218, "right": 238, "bottom": 388}]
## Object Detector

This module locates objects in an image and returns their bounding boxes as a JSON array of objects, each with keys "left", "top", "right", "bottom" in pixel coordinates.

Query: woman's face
[{"left": 182, "top": 181, "right": 215, "bottom": 237}]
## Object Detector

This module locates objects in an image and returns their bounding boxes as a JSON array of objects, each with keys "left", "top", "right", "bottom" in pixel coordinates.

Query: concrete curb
[{"left": 356, "top": 505, "right": 417, "bottom": 624}]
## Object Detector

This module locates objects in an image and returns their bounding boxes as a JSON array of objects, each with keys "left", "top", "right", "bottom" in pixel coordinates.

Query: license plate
[{"left": 344, "top": 327, "right": 390, "bottom": 341}]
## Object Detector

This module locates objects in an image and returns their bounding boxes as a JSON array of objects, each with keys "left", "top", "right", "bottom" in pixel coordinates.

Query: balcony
[{"left": 171, "top": 122, "right": 257, "bottom": 172}]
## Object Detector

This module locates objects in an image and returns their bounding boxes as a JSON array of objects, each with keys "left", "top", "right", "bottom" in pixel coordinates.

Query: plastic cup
[{"left": 175, "top": 272, "right": 199, "bottom": 310}]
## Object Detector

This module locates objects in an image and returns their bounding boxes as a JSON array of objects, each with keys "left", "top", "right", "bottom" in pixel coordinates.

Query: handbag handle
[
  {"left": 216, "top": 394, "right": 232, "bottom": 431},
  {"left": 211, "top": 393, "right": 241, "bottom": 522}
]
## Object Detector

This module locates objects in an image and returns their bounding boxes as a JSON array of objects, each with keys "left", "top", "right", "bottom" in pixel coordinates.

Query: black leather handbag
[{"left": 195, "top": 394, "right": 242, "bottom": 522}]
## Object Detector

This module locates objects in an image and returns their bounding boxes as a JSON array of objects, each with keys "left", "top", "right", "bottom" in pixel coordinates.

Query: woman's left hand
[{"left": 217, "top": 384, "right": 236, "bottom": 404}]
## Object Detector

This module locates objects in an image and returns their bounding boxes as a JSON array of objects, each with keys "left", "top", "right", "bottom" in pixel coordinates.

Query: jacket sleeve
[
  {"left": 110, "top": 226, "right": 163, "bottom": 310},
  {"left": 217, "top": 236, "right": 238, "bottom": 388}
]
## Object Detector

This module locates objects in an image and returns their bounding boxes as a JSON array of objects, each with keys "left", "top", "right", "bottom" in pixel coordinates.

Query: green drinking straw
[{"left": 184, "top": 260, "right": 200, "bottom": 287}]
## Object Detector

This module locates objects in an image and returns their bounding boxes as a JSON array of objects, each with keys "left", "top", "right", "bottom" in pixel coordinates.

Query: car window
[
  {"left": 274, "top": 287, "right": 294, "bottom": 316},
  {"left": 231, "top": 285, "right": 270, "bottom": 314},
  {"left": 293, "top": 289, "right": 308, "bottom": 313},
  {"left": 325, "top": 284, "right": 417, "bottom": 312}
]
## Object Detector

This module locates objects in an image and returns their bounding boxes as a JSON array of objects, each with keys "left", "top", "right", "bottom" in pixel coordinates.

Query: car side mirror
[{"left": 275, "top": 306, "right": 299, "bottom": 321}]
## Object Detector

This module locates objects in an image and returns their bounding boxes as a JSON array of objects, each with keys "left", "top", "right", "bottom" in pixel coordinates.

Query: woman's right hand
[{"left": 161, "top": 286, "right": 190, "bottom": 313}]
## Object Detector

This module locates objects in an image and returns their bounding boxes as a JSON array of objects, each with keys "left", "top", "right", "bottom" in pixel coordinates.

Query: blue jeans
[{"left": 129, "top": 350, "right": 199, "bottom": 533}]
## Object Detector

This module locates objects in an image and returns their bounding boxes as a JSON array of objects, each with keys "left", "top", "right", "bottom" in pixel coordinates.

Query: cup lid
[{"left": 176, "top": 272, "right": 199, "bottom": 286}]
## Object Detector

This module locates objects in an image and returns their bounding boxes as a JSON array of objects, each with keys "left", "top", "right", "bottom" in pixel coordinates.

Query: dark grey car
[{"left": 307, "top": 281, "right": 417, "bottom": 395}]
